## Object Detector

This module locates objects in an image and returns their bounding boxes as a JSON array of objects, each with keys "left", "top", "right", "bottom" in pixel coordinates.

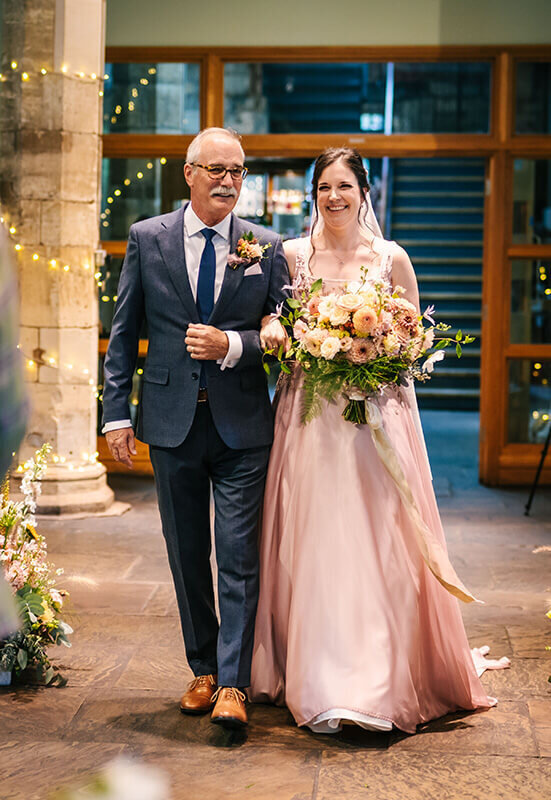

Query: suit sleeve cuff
[
  {"left": 102, "top": 419, "right": 133, "bottom": 433},
  {"left": 218, "top": 330, "right": 243, "bottom": 370}
]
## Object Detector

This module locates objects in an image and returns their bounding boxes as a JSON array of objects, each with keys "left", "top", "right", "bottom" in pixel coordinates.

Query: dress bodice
[{"left": 292, "top": 235, "right": 396, "bottom": 297}]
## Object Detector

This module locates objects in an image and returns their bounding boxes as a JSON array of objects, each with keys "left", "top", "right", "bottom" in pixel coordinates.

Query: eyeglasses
[{"left": 190, "top": 163, "right": 248, "bottom": 180}]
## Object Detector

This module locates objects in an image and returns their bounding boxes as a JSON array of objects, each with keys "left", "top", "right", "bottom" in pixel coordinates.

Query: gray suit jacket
[{"left": 102, "top": 205, "right": 290, "bottom": 450}]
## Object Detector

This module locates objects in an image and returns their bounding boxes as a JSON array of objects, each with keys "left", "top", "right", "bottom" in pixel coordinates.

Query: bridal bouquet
[
  {"left": 270, "top": 272, "right": 474, "bottom": 425},
  {"left": 0, "top": 444, "right": 72, "bottom": 685}
]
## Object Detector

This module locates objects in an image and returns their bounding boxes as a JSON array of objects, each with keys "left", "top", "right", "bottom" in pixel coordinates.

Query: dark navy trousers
[{"left": 149, "top": 402, "right": 271, "bottom": 688}]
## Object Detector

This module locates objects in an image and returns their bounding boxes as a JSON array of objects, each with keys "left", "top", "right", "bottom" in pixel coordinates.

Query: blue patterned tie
[{"left": 197, "top": 228, "right": 216, "bottom": 324}]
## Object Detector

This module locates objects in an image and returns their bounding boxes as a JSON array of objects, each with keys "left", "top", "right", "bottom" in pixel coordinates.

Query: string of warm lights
[
  {"left": 0, "top": 60, "right": 106, "bottom": 97},
  {"left": 19, "top": 345, "right": 98, "bottom": 388},
  {"left": 105, "top": 66, "right": 158, "bottom": 126},
  {"left": 0, "top": 213, "right": 105, "bottom": 292},
  {"left": 1, "top": 212, "right": 104, "bottom": 469},
  {"left": 101, "top": 155, "right": 169, "bottom": 230},
  {"left": 11, "top": 340, "right": 103, "bottom": 474},
  {"left": 13, "top": 346, "right": 104, "bottom": 473},
  {"left": 14, "top": 450, "right": 100, "bottom": 474}
]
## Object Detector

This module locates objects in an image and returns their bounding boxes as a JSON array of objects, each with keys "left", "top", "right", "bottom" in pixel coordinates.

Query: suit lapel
[
  {"left": 156, "top": 205, "right": 200, "bottom": 323},
  {"left": 208, "top": 213, "right": 246, "bottom": 325}
]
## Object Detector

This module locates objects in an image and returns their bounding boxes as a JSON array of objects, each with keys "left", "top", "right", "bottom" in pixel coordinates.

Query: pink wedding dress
[{"left": 250, "top": 238, "right": 506, "bottom": 735}]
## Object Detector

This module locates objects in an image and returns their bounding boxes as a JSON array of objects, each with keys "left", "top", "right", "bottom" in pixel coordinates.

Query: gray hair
[{"left": 186, "top": 127, "right": 244, "bottom": 165}]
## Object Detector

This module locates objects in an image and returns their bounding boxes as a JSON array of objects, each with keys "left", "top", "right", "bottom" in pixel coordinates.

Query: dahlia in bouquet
[
  {"left": 0, "top": 444, "right": 72, "bottom": 685},
  {"left": 270, "top": 271, "right": 474, "bottom": 425}
]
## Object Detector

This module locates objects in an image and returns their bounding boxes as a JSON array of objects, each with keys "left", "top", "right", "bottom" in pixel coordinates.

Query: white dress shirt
[{"left": 102, "top": 204, "right": 243, "bottom": 433}]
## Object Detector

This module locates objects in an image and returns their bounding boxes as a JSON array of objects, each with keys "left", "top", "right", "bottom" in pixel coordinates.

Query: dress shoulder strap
[
  {"left": 291, "top": 236, "right": 312, "bottom": 292},
  {"left": 378, "top": 240, "right": 399, "bottom": 286},
  {"left": 295, "top": 236, "right": 311, "bottom": 275}
]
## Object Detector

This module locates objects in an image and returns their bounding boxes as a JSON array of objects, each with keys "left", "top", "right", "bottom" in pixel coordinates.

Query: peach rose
[{"left": 307, "top": 296, "right": 321, "bottom": 315}]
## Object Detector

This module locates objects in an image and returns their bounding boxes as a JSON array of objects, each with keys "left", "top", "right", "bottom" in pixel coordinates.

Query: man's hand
[
  {"left": 185, "top": 324, "right": 229, "bottom": 360},
  {"left": 260, "top": 317, "right": 289, "bottom": 353},
  {"left": 105, "top": 427, "right": 136, "bottom": 469}
]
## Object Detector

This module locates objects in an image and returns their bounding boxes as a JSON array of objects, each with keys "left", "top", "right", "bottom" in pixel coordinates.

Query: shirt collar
[{"left": 184, "top": 203, "right": 231, "bottom": 242}]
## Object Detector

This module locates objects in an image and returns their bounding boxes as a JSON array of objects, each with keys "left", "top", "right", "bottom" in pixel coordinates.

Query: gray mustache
[{"left": 210, "top": 187, "right": 238, "bottom": 198}]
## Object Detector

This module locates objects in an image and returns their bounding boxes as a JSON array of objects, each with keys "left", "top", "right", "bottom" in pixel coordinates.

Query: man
[{"left": 102, "top": 128, "right": 289, "bottom": 729}]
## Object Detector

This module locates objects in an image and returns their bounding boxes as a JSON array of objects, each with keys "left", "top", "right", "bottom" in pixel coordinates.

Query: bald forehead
[{"left": 198, "top": 133, "right": 245, "bottom": 163}]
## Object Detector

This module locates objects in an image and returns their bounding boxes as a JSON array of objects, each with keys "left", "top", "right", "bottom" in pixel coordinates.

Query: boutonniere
[{"left": 227, "top": 231, "right": 272, "bottom": 270}]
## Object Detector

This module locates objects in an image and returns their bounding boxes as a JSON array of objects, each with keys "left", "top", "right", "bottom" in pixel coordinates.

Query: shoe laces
[
  {"left": 188, "top": 674, "right": 216, "bottom": 690},
  {"left": 212, "top": 687, "right": 246, "bottom": 704}
]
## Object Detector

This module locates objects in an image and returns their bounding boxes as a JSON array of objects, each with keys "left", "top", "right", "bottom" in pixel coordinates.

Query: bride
[{"left": 250, "top": 147, "right": 507, "bottom": 734}]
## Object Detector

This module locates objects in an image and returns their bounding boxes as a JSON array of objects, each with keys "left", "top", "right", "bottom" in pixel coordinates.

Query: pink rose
[
  {"left": 307, "top": 296, "right": 321, "bottom": 315},
  {"left": 378, "top": 310, "right": 393, "bottom": 332},
  {"left": 293, "top": 319, "right": 308, "bottom": 341}
]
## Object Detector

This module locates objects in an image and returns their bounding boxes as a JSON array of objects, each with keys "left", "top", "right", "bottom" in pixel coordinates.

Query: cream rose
[
  {"left": 320, "top": 336, "right": 341, "bottom": 360},
  {"left": 359, "top": 289, "right": 378, "bottom": 307},
  {"left": 317, "top": 295, "right": 337, "bottom": 322},
  {"left": 383, "top": 332, "right": 401, "bottom": 356},
  {"left": 336, "top": 293, "right": 364, "bottom": 313},
  {"left": 303, "top": 332, "right": 321, "bottom": 357},
  {"left": 329, "top": 306, "right": 350, "bottom": 326},
  {"left": 340, "top": 336, "right": 353, "bottom": 352}
]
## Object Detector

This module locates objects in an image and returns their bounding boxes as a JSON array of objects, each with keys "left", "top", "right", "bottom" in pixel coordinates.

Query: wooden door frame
[{"left": 100, "top": 44, "right": 551, "bottom": 484}]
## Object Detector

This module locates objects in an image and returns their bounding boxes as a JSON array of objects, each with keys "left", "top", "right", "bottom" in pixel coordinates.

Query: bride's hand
[{"left": 260, "top": 317, "right": 288, "bottom": 353}]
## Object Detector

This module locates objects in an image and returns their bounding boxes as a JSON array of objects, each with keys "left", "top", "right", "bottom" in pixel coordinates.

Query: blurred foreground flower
[
  {"left": 0, "top": 444, "right": 72, "bottom": 685},
  {"left": 52, "top": 757, "right": 170, "bottom": 800}
]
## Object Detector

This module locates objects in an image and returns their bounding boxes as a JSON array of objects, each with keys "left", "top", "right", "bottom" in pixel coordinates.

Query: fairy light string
[
  {"left": 1, "top": 213, "right": 103, "bottom": 470},
  {"left": 0, "top": 60, "right": 105, "bottom": 97},
  {"left": 101, "top": 155, "right": 168, "bottom": 231},
  {"left": 105, "top": 65, "right": 158, "bottom": 127}
]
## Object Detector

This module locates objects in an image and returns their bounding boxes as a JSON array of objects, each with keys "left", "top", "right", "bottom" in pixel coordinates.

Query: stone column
[{"left": 0, "top": 0, "right": 114, "bottom": 513}]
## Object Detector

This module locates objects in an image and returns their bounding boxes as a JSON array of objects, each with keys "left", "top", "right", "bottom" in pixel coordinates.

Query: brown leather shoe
[
  {"left": 210, "top": 687, "right": 248, "bottom": 729},
  {"left": 179, "top": 674, "right": 217, "bottom": 715}
]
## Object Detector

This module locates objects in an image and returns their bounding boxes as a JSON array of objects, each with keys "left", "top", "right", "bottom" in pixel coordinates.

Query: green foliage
[{"left": 0, "top": 446, "right": 71, "bottom": 686}]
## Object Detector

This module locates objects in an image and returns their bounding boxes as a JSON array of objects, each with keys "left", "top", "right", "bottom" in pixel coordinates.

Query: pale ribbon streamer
[
  {"left": 364, "top": 399, "right": 480, "bottom": 604},
  {"left": 0, "top": 573, "right": 19, "bottom": 639}
]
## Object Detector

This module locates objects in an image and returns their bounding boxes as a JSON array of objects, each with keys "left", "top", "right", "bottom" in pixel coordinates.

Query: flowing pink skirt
[{"left": 250, "top": 374, "right": 493, "bottom": 734}]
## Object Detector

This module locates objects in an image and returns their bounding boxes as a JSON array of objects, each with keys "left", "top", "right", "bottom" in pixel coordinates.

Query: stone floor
[{"left": 1, "top": 411, "right": 550, "bottom": 799}]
